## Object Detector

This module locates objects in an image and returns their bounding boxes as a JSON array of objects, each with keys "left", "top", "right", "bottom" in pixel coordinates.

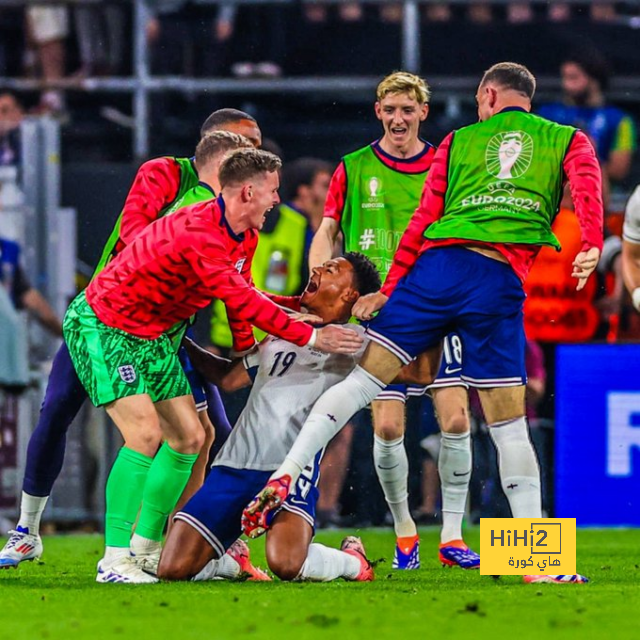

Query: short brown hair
[
  {"left": 376, "top": 71, "right": 431, "bottom": 104},
  {"left": 219, "top": 148, "right": 282, "bottom": 189},
  {"left": 480, "top": 62, "right": 536, "bottom": 100},
  {"left": 195, "top": 131, "right": 252, "bottom": 167},
  {"left": 200, "top": 108, "right": 256, "bottom": 137}
]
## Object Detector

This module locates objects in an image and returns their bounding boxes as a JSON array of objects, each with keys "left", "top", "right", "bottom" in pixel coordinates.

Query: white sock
[
  {"left": 275, "top": 366, "right": 385, "bottom": 483},
  {"left": 439, "top": 431, "right": 471, "bottom": 543},
  {"left": 373, "top": 435, "right": 416, "bottom": 537},
  {"left": 298, "top": 543, "right": 360, "bottom": 581},
  {"left": 17, "top": 492, "right": 48, "bottom": 535},
  {"left": 489, "top": 416, "right": 541, "bottom": 518},
  {"left": 103, "top": 546, "right": 130, "bottom": 564},
  {"left": 193, "top": 553, "right": 240, "bottom": 581},
  {"left": 130, "top": 533, "right": 162, "bottom": 555}
]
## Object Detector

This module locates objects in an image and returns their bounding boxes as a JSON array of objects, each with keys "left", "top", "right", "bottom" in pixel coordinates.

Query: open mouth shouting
[{"left": 302, "top": 272, "right": 320, "bottom": 303}]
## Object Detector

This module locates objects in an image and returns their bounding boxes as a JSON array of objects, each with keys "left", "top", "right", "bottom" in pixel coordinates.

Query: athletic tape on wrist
[{"left": 632, "top": 287, "right": 640, "bottom": 312}]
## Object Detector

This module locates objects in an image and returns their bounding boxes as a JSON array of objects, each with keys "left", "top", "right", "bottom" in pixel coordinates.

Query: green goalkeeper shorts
[{"left": 63, "top": 291, "right": 191, "bottom": 407}]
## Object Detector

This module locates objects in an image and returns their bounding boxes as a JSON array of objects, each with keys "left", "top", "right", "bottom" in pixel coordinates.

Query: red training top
[{"left": 87, "top": 195, "right": 313, "bottom": 346}]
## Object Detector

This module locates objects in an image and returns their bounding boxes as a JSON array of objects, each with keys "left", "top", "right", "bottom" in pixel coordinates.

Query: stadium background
[{"left": 0, "top": 3, "right": 639, "bottom": 633}]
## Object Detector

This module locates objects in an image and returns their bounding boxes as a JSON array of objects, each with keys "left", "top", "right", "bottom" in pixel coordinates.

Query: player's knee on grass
[
  {"left": 157, "top": 520, "right": 215, "bottom": 581},
  {"left": 266, "top": 512, "right": 312, "bottom": 581},
  {"left": 157, "top": 553, "right": 198, "bottom": 581},
  {"left": 267, "top": 552, "right": 306, "bottom": 582}
]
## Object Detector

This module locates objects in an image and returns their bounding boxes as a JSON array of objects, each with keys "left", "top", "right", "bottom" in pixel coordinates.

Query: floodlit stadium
[{"left": 1, "top": 1, "right": 639, "bottom": 638}]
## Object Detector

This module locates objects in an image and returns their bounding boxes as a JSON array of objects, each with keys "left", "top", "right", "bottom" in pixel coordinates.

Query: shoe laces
[{"left": 4, "top": 530, "right": 29, "bottom": 550}]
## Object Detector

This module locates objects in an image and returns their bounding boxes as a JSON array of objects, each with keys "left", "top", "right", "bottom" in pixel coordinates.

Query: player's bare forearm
[
  {"left": 183, "top": 337, "right": 252, "bottom": 391},
  {"left": 606, "top": 150, "right": 633, "bottom": 183},
  {"left": 309, "top": 218, "right": 339, "bottom": 270}
]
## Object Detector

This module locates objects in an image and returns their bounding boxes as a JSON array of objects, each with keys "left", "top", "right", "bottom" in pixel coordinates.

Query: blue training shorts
[
  {"left": 367, "top": 247, "right": 526, "bottom": 388},
  {"left": 178, "top": 346, "right": 208, "bottom": 411},
  {"left": 175, "top": 453, "right": 321, "bottom": 557}
]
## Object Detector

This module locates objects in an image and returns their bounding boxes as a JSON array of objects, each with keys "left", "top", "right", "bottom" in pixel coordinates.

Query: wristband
[
  {"left": 307, "top": 328, "right": 318, "bottom": 348},
  {"left": 632, "top": 288, "right": 640, "bottom": 312}
]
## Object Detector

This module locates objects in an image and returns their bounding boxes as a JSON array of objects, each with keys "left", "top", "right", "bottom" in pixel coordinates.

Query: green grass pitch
[{"left": 1, "top": 528, "right": 639, "bottom": 639}]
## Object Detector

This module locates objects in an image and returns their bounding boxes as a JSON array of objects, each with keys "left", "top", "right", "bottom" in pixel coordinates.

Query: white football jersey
[
  {"left": 213, "top": 325, "right": 368, "bottom": 471},
  {"left": 623, "top": 184, "right": 640, "bottom": 244}
]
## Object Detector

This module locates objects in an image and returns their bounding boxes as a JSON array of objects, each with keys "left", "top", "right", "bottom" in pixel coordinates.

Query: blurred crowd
[{"left": 0, "top": 2, "right": 639, "bottom": 96}]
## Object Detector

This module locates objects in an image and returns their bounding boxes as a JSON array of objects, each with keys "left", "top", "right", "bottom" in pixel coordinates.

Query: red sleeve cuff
[{"left": 323, "top": 162, "right": 347, "bottom": 222}]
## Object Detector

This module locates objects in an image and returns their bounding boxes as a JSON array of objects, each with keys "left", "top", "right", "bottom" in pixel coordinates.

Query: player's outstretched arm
[
  {"left": 309, "top": 217, "right": 340, "bottom": 270},
  {"left": 563, "top": 132, "right": 604, "bottom": 291},
  {"left": 183, "top": 337, "right": 252, "bottom": 392},
  {"left": 314, "top": 325, "right": 364, "bottom": 354}
]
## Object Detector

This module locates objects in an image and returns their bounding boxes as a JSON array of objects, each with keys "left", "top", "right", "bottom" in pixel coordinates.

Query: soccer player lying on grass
[
  {"left": 158, "top": 253, "right": 437, "bottom": 583},
  {"left": 62, "top": 149, "right": 363, "bottom": 584}
]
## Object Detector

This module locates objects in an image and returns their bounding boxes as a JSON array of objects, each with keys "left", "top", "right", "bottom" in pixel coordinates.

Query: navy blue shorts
[
  {"left": 367, "top": 247, "right": 526, "bottom": 388},
  {"left": 175, "top": 453, "right": 321, "bottom": 557},
  {"left": 178, "top": 347, "right": 208, "bottom": 411}
]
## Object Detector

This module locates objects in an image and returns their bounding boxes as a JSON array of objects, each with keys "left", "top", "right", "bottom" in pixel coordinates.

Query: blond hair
[
  {"left": 376, "top": 71, "right": 431, "bottom": 104},
  {"left": 195, "top": 131, "right": 253, "bottom": 167},
  {"left": 219, "top": 148, "right": 282, "bottom": 189}
]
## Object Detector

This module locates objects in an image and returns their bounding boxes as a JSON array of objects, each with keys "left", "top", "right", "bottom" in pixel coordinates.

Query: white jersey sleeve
[
  {"left": 623, "top": 185, "right": 640, "bottom": 244},
  {"left": 214, "top": 324, "right": 368, "bottom": 471}
]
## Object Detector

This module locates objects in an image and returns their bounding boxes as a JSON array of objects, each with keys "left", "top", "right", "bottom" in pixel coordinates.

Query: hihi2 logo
[{"left": 479, "top": 518, "right": 576, "bottom": 575}]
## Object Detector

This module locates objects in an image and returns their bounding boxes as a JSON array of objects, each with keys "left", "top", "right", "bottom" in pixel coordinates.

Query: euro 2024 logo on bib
[
  {"left": 368, "top": 176, "right": 380, "bottom": 198},
  {"left": 485, "top": 131, "right": 534, "bottom": 180},
  {"left": 362, "top": 176, "right": 385, "bottom": 211}
]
